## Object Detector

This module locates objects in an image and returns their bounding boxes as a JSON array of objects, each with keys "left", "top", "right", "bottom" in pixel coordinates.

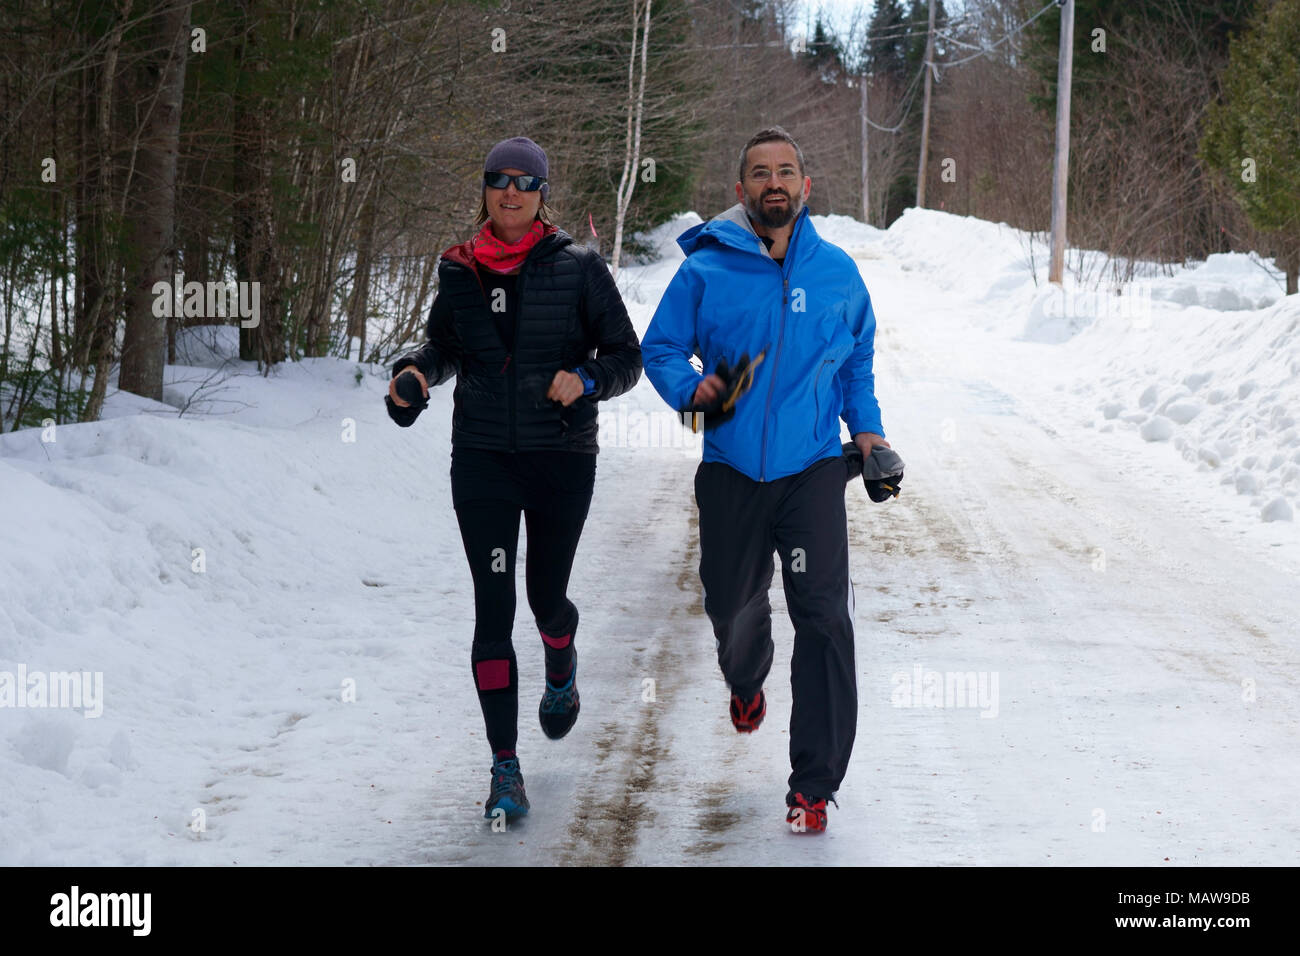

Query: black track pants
[
  {"left": 694, "top": 455, "right": 857, "bottom": 799},
  {"left": 451, "top": 447, "right": 595, "bottom": 753}
]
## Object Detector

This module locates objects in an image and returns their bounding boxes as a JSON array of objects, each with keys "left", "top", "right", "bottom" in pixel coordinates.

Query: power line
[
  {"left": 926, "top": 0, "right": 1059, "bottom": 72},
  {"left": 863, "top": 60, "right": 927, "bottom": 133},
  {"left": 860, "top": 0, "right": 1057, "bottom": 135},
  {"left": 933, "top": 30, "right": 985, "bottom": 51},
  {"left": 859, "top": 15, "right": 971, "bottom": 46}
]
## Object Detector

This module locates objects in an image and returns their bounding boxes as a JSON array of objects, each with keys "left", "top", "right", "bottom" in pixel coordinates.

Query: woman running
[{"left": 386, "top": 136, "right": 642, "bottom": 820}]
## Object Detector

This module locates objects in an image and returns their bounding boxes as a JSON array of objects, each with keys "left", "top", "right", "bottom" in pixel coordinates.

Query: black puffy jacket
[{"left": 393, "top": 225, "right": 642, "bottom": 453}]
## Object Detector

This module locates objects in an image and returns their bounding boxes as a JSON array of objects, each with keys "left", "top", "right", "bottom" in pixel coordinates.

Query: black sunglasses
[{"left": 484, "top": 171, "right": 547, "bottom": 192}]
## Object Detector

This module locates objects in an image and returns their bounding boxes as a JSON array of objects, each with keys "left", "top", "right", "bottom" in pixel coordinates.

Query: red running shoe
[
  {"left": 729, "top": 688, "right": 766, "bottom": 733},
  {"left": 786, "top": 792, "right": 829, "bottom": 833}
]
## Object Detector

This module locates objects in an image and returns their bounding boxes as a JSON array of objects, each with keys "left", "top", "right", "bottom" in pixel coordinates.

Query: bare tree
[
  {"left": 611, "top": 0, "right": 652, "bottom": 276},
  {"left": 79, "top": 1, "right": 135, "bottom": 421},
  {"left": 119, "top": 0, "right": 191, "bottom": 400}
]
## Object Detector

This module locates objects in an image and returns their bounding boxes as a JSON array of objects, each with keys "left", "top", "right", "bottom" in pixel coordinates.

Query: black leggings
[{"left": 450, "top": 446, "right": 596, "bottom": 753}]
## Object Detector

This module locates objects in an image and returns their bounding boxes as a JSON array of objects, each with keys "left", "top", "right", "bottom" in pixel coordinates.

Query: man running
[{"left": 641, "top": 126, "right": 888, "bottom": 832}]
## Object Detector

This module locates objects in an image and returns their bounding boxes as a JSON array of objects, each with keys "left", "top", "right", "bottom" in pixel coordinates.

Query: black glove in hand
[
  {"left": 681, "top": 350, "right": 767, "bottom": 432},
  {"left": 841, "top": 441, "right": 904, "bottom": 501},
  {"left": 386, "top": 369, "right": 428, "bottom": 428}
]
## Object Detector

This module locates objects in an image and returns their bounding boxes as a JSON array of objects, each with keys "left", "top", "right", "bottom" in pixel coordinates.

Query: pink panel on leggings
[
  {"left": 540, "top": 630, "right": 571, "bottom": 649},
  {"left": 475, "top": 659, "right": 511, "bottom": 691}
]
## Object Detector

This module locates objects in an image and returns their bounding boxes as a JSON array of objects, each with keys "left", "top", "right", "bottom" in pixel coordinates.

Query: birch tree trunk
[
  {"left": 610, "top": 0, "right": 651, "bottom": 278},
  {"left": 346, "top": 173, "right": 378, "bottom": 361}
]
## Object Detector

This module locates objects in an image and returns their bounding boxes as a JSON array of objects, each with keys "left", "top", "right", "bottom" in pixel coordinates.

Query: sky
[
  {"left": 797, "top": 0, "right": 872, "bottom": 36},
  {"left": 795, "top": 1, "right": 974, "bottom": 41}
]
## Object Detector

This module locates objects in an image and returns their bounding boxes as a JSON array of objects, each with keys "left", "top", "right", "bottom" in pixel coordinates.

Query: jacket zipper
[
  {"left": 758, "top": 218, "right": 801, "bottom": 483},
  {"left": 754, "top": 217, "right": 800, "bottom": 486},
  {"left": 462, "top": 254, "right": 520, "bottom": 449},
  {"left": 759, "top": 268, "right": 787, "bottom": 483},
  {"left": 508, "top": 267, "right": 527, "bottom": 452},
  {"left": 445, "top": 231, "right": 560, "bottom": 454}
]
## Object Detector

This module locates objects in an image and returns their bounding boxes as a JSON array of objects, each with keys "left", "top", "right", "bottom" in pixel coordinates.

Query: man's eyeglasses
[
  {"left": 484, "top": 171, "right": 547, "bottom": 192},
  {"left": 747, "top": 167, "right": 800, "bottom": 183}
]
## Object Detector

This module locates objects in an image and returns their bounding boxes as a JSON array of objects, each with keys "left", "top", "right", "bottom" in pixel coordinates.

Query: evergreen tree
[
  {"left": 1028, "top": 0, "right": 1260, "bottom": 116},
  {"left": 904, "top": 0, "right": 948, "bottom": 75},
  {"left": 1202, "top": 0, "right": 1300, "bottom": 293},
  {"left": 802, "top": 17, "right": 845, "bottom": 85},
  {"left": 864, "top": 0, "right": 909, "bottom": 84},
  {"left": 1022, "top": 0, "right": 1263, "bottom": 265}
]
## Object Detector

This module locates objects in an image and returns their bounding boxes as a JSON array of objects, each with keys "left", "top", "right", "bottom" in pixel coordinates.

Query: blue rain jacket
[{"left": 642, "top": 203, "right": 884, "bottom": 482}]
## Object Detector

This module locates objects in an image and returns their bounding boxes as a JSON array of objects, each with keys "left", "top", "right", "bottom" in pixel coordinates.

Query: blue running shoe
[
  {"left": 539, "top": 660, "right": 580, "bottom": 740},
  {"left": 484, "top": 754, "right": 529, "bottom": 820}
]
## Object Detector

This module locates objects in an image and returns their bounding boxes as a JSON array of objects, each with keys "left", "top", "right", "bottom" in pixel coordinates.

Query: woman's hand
[
  {"left": 547, "top": 370, "right": 585, "bottom": 407},
  {"left": 389, "top": 367, "right": 429, "bottom": 407}
]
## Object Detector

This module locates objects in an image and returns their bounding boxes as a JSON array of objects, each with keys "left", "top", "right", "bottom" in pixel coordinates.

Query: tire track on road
[{"left": 559, "top": 458, "right": 699, "bottom": 865}]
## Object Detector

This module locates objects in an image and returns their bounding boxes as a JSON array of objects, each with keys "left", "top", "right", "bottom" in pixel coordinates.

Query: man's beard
[{"left": 745, "top": 186, "right": 803, "bottom": 229}]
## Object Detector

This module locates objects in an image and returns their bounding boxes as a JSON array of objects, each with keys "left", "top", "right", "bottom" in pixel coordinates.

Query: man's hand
[
  {"left": 547, "top": 370, "right": 585, "bottom": 407},
  {"left": 389, "top": 367, "right": 429, "bottom": 407},
  {"left": 692, "top": 373, "right": 726, "bottom": 407},
  {"left": 853, "top": 431, "right": 890, "bottom": 458}
]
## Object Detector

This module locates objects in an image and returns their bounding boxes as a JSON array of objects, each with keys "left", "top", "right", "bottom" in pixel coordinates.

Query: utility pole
[
  {"left": 915, "top": 0, "right": 936, "bottom": 208},
  {"left": 1049, "top": 0, "right": 1075, "bottom": 284},
  {"left": 860, "top": 74, "right": 870, "bottom": 224}
]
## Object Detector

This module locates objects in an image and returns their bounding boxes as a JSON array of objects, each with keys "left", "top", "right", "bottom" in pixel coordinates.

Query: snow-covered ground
[{"left": 1, "top": 209, "right": 1296, "bottom": 865}]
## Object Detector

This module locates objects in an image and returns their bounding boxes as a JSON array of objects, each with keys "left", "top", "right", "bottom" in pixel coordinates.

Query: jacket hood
[{"left": 676, "top": 202, "right": 815, "bottom": 262}]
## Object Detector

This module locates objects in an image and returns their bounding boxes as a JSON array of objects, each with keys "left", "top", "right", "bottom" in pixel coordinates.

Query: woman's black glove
[{"left": 386, "top": 369, "right": 428, "bottom": 428}]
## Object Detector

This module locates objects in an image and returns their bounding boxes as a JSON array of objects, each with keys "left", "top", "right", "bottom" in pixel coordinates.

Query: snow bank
[
  {"left": 1085, "top": 294, "right": 1300, "bottom": 521},
  {"left": 881, "top": 207, "right": 1039, "bottom": 311},
  {"left": 632, "top": 211, "right": 704, "bottom": 263},
  {"left": 812, "top": 213, "right": 884, "bottom": 258},
  {"left": 1149, "top": 253, "right": 1284, "bottom": 313},
  {"left": 872, "top": 207, "right": 1297, "bottom": 523},
  {"left": 0, "top": 355, "right": 471, "bottom": 863}
]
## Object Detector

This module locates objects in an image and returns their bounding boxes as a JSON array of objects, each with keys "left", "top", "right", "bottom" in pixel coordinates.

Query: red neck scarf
[{"left": 470, "top": 219, "right": 547, "bottom": 273}]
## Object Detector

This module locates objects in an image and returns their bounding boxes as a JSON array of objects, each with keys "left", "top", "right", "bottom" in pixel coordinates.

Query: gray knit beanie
[{"left": 484, "top": 136, "right": 549, "bottom": 201}]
